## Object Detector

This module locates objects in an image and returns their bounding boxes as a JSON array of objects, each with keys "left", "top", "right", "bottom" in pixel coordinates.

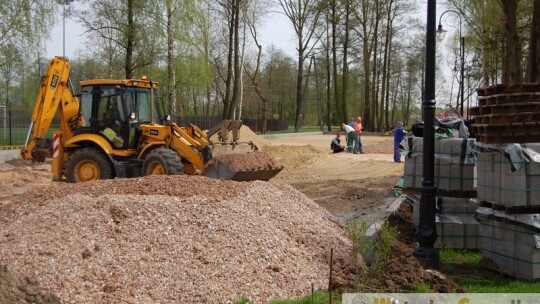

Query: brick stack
[
  {"left": 404, "top": 137, "right": 480, "bottom": 249},
  {"left": 471, "top": 83, "right": 540, "bottom": 280},
  {"left": 471, "top": 83, "right": 540, "bottom": 144},
  {"left": 411, "top": 196, "right": 481, "bottom": 250},
  {"left": 403, "top": 137, "right": 476, "bottom": 192}
]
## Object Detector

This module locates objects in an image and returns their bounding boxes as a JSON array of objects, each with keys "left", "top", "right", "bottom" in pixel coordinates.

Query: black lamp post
[
  {"left": 413, "top": 0, "right": 439, "bottom": 268},
  {"left": 437, "top": 10, "right": 465, "bottom": 117}
]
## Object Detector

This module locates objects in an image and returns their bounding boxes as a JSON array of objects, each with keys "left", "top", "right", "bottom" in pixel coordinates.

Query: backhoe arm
[{"left": 21, "top": 57, "right": 80, "bottom": 162}]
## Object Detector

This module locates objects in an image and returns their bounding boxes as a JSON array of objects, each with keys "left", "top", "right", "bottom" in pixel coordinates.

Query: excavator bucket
[
  {"left": 210, "top": 141, "right": 257, "bottom": 157},
  {"left": 204, "top": 151, "right": 283, "bottom": 181}
]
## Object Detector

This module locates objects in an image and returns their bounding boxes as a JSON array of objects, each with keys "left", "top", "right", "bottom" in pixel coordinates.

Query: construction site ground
[
  {"left": 0, "top": 133, "right": 459, "bottom": 303},
  {"left": 262, "top": 133, "right": 403, "bottom": 223}
]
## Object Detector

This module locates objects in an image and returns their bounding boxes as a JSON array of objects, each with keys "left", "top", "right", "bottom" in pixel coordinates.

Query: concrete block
[
  {"left": 514, "top": 259, "right": 540, "bottom": 280},
  {"left": 437, "top": 222, "right": 465, "bottom": 249},
  {"left": 481, "top": 217, "right": 540, "bottom": 279},
  {"left": 437, "top": 164, "right": 451, "bottom": 190},
  {"left": 480, "top": 237, "right": 493, "bottom": 259},
  {"left": 438, "top": 197, "right": 479, "bottom": 213},
  {"left": 526, "top": 161, "right": 540, "bottom": 176},
  {"left": 479, "top": 222, "right": 493, "bottom": 238},
  {"left": 403, "top": 157, "right": 416, "bottom": 188},
  {"left": 526, "top": 175, "right": 540, "bottom": 205},
  {"left": 493, "top": 220, "right": 515, "bottom": 241}
]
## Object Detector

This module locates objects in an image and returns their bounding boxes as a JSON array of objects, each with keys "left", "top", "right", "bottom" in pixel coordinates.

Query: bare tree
[
  {"left": 77, "top": 0, "right": 161, "bottom": 79},
  {"left": 245, "top": 0, "right": 272, "bottom": 132},
  {"left": 279, "top": 0, "right": 323, "bottom": 132}
]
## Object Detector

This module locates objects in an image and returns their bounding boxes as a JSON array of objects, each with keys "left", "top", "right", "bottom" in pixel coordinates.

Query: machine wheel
[
  {"left": 65, "top": 147, "right": 114, "bottom": 183},
  {"left": 143, "top": 148, "right": 184, "bottom": 176}
]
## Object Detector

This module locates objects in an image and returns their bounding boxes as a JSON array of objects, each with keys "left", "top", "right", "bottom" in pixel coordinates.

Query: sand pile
[
  {"left": 209, "top": 125, "right": 271, "bottom": 149},
  {"left": 0, "top": 176, "right": 354, "bottom": 303},
  {"left": 265, "top": 145, "right": 330, "bottom": 171}
]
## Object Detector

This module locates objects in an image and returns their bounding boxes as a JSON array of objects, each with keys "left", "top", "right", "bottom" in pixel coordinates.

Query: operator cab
[{"left": 78, "top": 79, "right": 161, "bottom": 149}]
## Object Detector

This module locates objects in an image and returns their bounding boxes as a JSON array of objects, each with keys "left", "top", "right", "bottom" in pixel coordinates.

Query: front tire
[
  {"left": 143, "top": 148, "right": 184, "bottom": 176},
  {"left": 65, "top": 147, "right": 114, "bottom": 183}
]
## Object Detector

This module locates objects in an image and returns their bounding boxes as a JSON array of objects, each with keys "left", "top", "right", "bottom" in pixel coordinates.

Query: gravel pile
[{"left": 0, "top": 176, "right": 354, "bottom": 303}]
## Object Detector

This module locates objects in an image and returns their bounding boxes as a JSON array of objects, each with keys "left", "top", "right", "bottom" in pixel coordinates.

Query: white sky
[{"left": 45, "top": 5, "right": 297, "bottom": 59}]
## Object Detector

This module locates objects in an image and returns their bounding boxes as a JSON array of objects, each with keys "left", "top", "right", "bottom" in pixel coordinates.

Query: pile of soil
[
  {"left": 0, "top": 175, "right": 355, "bottom": 303},
  {"left": 0, "top": 265, "right": 59, "bottom": 304},
  {"left": 377, "top": 201, "right": 461, "bottom": 292},
  {"left": 213, "top": 151, "right": 283, "bottom": 171},
  {"left": 209, "top": 125, "right": 271, "bottom": 149}
]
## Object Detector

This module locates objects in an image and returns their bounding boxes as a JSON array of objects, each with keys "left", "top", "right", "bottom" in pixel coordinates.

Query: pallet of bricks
[
  {"left": 403, "top": 135, "right": 480, "bottom": 249},
  {"left": 411, "top": 196, "right": 481, "bottom": 249},
  {"left": 471, "top": 83, "right": 540, "bottom": 280}
]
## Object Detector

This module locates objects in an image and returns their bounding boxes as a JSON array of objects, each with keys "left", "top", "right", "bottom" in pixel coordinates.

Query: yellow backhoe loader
[{"left": 21, "top": 57, "right": 282, "bottom": 182}]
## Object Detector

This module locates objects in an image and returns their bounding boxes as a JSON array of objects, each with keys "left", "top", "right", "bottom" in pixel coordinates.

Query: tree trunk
[
  {"left": 527, "top": 0, "right": 540, "bottom": 82},
  {"left": 294, "top": 47, "right": 305, "bottom": 132},
  {"left": 340, "top": 0, "right": 350, "bottom": 124},
  {"left": 125, "top": 0, "right": 134, "bottom": 79},
  {"left": 166, "top": 0, "right": 176, "bottom": 117},
  {"left": 222, "top": 1, "right": 236, "bottom": 119},
  {"left": 227, "top": 0, "right": 242, "bottom": 119},
  {"left": 331, "top": 0, "right": 340, "bottom": 124},
  {"left": 326, "top": 14, "right": 332, "bottom": 131},
  {"left": 500, "top": 0, "right": 522, "bottom": 84}
]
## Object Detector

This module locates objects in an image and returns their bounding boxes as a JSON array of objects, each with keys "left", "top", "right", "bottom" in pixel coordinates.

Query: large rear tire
[
  {"left": 65, "top": 147, "right": 114, "bottom": 183},
  {"left": 143, "top": 148, "right": 184, "bottom": 176}
]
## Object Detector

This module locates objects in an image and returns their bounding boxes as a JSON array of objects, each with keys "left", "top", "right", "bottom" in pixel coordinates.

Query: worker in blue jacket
[{"left": 394, "top": 121, "right": 406, "bottom": 162}]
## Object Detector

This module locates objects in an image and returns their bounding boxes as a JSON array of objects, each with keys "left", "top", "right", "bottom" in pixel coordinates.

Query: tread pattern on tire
[
  {"left": 143, "top": 148, "right": 184, "bottom": 175},
  {"left": 65, "top": 147, "right": 114, "bottom": 183}
]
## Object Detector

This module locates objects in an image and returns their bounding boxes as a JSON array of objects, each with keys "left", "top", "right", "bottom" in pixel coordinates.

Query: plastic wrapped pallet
[
  {"left": 474, "top": 207, "right": 540, "bottom": 280},
  {"left": 435, "top": 212, "right": 481, "bottom": 249},
  {"left": 412, "top": 196, "right": 481, "bottom": 249},
  {"left": 475, "top": 143, "right": 540, "bottom": 207},
  {"left": 402, "top": 137, "right": 477, "bottom": 192}
]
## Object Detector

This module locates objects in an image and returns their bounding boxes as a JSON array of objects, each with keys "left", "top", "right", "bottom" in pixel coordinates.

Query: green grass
[
  {"left": 262, "top": 126, "right": 325, "bottom": 135},
  {"left": 0, "top": 127, "right": 60, "bottom": 147},
  {"left": 270, "top": 290, "right": 341, "bottom": 304},
  {"left": 439, "top": 248, "right": 540, "bottom": 292},
  {"left": 411, "top": 282, "right": 433, "bottom": 293},
  {"left": 232, "top": 291, "right": 341, "bottom": 304}
]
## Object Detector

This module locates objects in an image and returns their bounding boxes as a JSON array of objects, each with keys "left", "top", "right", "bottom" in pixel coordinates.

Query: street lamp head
[{"left": 436, "top": 24, "right": 447, "bottom": 41}]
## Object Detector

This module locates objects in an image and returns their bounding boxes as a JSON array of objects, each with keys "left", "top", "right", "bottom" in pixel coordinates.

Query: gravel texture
[{"left": 0, "top": 175, "right": 354, "bottom": 303}]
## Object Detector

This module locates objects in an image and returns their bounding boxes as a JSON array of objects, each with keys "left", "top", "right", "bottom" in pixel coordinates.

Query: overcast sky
[{"left": 45, "top": 5, "right": 297, "bottom": 60}]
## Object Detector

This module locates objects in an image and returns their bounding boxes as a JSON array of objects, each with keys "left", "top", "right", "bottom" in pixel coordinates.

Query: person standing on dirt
[
  {"left": 353, "top": 116, "right": 364, "bottom": 154},
  {"left": 331, "top": 133, "right": 345, "bottom": 153},
  {"left": 394, "top": 121, "right": 406, "bottom": 162},
  {"left": 341, "top": 123, "right": 354, "bottom": 152}
]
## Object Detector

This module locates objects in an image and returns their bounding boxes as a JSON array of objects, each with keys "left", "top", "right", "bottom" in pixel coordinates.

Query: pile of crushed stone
[
  {"left": 0, "top": 265, "right": 59, "bottom": 304},
  {"left": 0, "top": 175, "right": 354, "bottom": 303}
]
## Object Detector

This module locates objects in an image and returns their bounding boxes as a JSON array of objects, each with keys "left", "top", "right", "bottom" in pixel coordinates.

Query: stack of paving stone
[
  {"left": 402, "top": 137, "right": 477, "bottom": 193},
  {"left": 471, "top": 83, "right": 540, "bottom": 279},
  {"left": 471, "top": 83, "right": 540, "bottom": 144},
  {"left": 412, "top": 196, "right": 481, "bottom": 249}
]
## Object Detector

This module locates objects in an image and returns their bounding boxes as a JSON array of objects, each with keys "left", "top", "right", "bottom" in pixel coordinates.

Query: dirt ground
[
  {"left": 1, "top": 134, "right": 444, "bottom": 300},
  {"left": 0, "top": 134, "right": 403, "bottom": 224},
  {"left": 263, "top": 134, "right": 403, "bottom": 223}
]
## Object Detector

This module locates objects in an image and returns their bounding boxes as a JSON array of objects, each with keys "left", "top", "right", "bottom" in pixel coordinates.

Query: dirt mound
[
  {"left": 381, "top": 202, "right": 461, "bottom": 292},
  {"left": 209, "top": 125, "right": 271, "bottom": 149},
  {"left": 265, "top": 145, "right": 330, "bottom": 171},
  {"left": 0, "top": 175, "right": 354, "bottom": 303},
  {"left": 0, "top": 265, "right": 59, "bottom": 304},
  {"left": 213, "top": 151, "right": 283, "bottom": 171}
]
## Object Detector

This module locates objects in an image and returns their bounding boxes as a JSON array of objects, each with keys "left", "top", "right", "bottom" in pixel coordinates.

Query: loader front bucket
[
  {"left": 204, "top": 151, "right": 283, "bottom": 181},
  {"left": 210, "top": 141, "right": 257, "bottom": 157}
]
